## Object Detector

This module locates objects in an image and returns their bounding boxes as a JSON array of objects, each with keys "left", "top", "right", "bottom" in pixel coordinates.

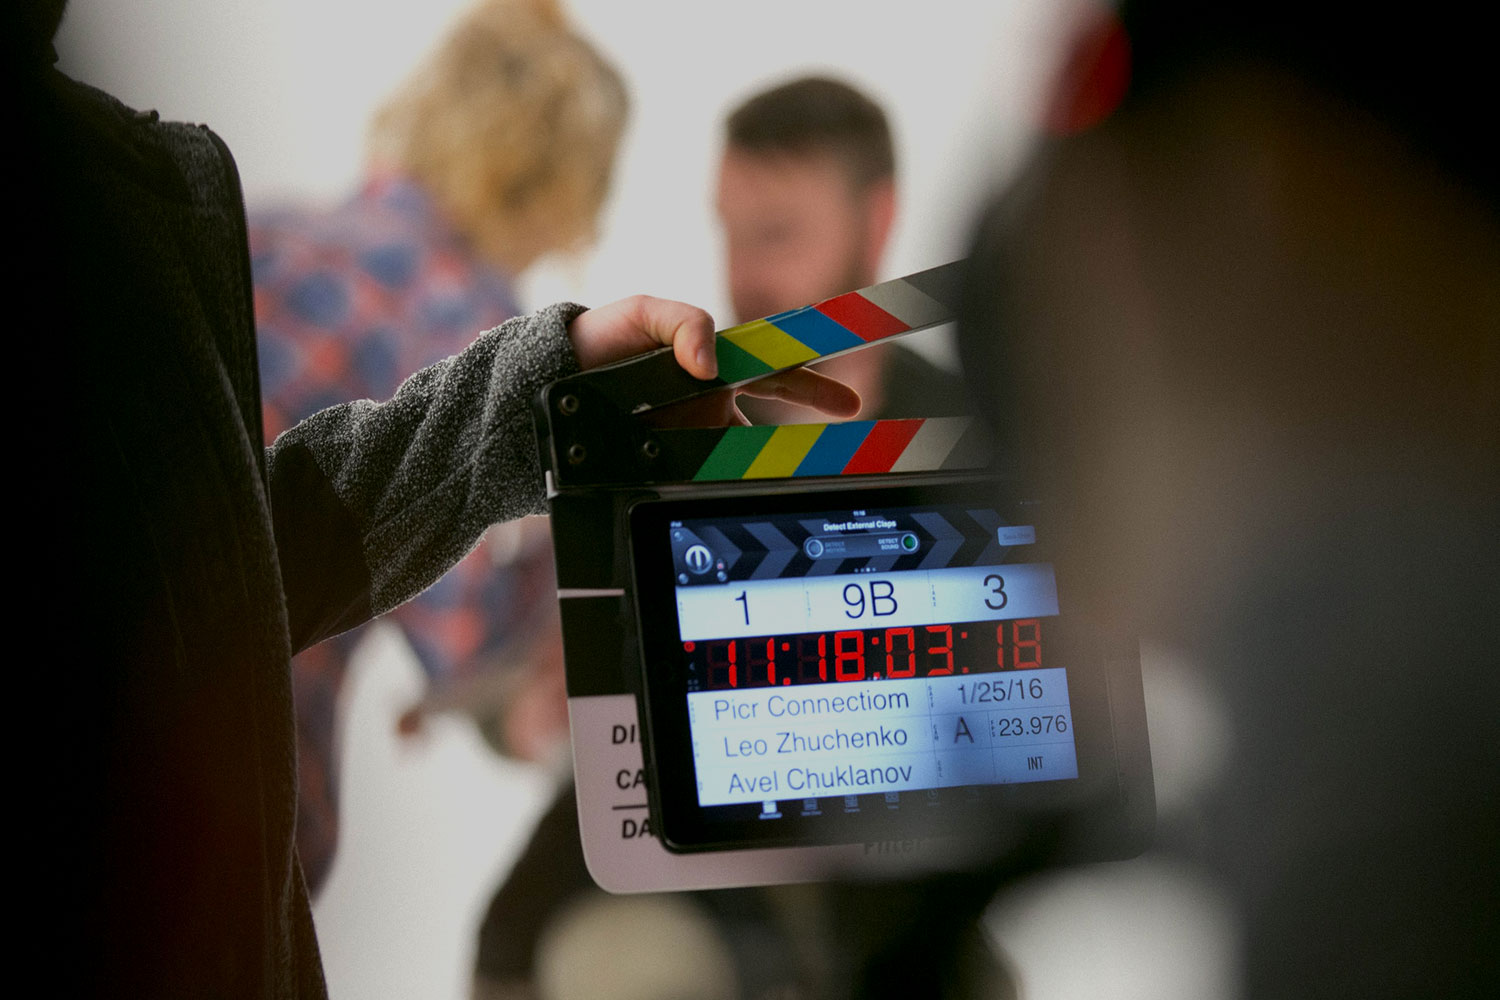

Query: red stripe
[
  {"left": 816, "top": 292, "right": 910, "bottom": 342},
  {"left": 842, "top": 419, "right": 924, "bottom": 474}
]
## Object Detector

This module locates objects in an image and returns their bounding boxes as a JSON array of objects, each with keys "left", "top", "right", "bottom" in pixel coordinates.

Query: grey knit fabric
[{"left": 270, "top": 302, "right": 585, "bottom": 614}]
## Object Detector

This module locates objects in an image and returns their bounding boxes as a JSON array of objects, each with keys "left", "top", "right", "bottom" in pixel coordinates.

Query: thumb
[{"left": 567, "top": 295, "right": 719, "bottom": 379}]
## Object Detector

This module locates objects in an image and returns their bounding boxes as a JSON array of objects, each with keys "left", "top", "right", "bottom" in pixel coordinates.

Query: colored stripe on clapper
[
  {"left": 711, "top": 265, "right": 955, "bottom": 377},
  {"left": 687, "top": 418, "right": 979, "bottom": 482}
]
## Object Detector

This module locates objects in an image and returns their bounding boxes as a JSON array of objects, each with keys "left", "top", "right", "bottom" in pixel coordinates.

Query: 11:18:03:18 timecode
[{"left": 683, "top": 618, "right": 1048, "bottom": 691}]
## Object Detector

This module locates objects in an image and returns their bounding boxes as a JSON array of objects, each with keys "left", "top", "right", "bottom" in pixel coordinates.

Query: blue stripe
[
  {"left": 769, "top": 307, "right": 865, "bottom": 356},
  {"left": 793, "top": 421, "right": 875, "bottom": 476}
]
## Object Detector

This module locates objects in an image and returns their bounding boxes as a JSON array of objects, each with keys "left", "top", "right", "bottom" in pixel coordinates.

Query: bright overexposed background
[
  {"left": 54, "top": 0, "right": 1077, "bottom": 353},
  {"left": 55, "top": 2, "right": 1238, "bottom": 998}
]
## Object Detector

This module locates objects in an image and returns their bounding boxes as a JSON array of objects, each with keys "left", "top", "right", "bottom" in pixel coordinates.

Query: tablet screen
[{"left": 631, "top": 481, "right": 1133, "bottom": 852}]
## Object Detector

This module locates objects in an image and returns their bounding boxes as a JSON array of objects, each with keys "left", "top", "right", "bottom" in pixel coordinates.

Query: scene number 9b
[{"left": 843, "top": 580, "right": 897, "bottom": 619}]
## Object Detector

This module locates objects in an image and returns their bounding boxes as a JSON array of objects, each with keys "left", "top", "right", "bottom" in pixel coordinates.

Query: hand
[{"left": 568, "top": 295, "right": 861, "bottom": 424}]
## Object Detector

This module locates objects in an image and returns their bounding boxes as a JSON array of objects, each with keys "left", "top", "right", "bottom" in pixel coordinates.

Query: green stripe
[
  {"left": 715, "top": 337, "right": 775, "bottom": 384},
  {"left": 693, "top": 425, "right": 777, "bottom": 481}
]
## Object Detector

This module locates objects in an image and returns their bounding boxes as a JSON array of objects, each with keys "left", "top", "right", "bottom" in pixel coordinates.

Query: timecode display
[{"left": 684, "top": 618, "right": 1046, "bottom": 691}]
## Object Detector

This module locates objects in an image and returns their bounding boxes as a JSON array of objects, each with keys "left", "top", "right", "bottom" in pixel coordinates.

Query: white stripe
[
  {"left": 558, "top": 588, "right": 625, "bottom": 599},
  {"left": 858, "top": 278, "right": 952, "bottom": 330},
  {"left": 888, "top": 417, "right": 970, "bottom": 473}
]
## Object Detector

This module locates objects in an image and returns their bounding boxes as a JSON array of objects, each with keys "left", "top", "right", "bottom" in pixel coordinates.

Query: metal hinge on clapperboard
[{"left": 532, "top": 260, "right": 1154, "bottom": 894}]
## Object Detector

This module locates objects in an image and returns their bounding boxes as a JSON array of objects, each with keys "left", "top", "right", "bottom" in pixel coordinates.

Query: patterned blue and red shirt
[{"left": 250, "top": 177, "right": 555, "bottom": 890}]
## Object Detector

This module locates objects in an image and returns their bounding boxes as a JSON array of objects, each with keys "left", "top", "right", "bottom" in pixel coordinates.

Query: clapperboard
[{"left": 533, "top": 262, "right": 1154, "bottom": 892}]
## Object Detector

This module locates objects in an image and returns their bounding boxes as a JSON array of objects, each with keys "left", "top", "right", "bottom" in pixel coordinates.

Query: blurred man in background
[
  {"left": 472, "top": 77, "right": 1002, "bottom": 1000},
  {"left": 718, "top": 75, "right": 968, "bottom": 423}
]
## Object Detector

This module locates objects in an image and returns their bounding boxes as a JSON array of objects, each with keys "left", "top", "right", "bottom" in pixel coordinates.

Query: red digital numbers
[
  {"left": 744, "top": 636, "right": 777, "bottom": 686},
  {"left": 704, "top": 638, "right": 737, "bottom": 688},
  {"left": 697, "top": 619, "right": 1043, "bottom": 689},
  {"left": 996, "top": 618, "right": 1042, "bottom": 670},
  {"left": 795, "top": 633, "right": 827, "bottom": 683},
  {"left": 884, "top": 627, "right": 917, "bottom": 678},
  {"left": 925, "top": 624, "right": 954, "bottom": 675},
  {"left": 834, "top": 630, "right": 865, "bottom": 682},
  {"left": 1013, "top": 618, "right": 1042, "bottom": 669}
]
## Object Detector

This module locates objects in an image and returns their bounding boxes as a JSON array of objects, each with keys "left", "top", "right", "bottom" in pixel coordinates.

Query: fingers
[
  {"left": 567, "top": 295, "right": 718, "bottom": 379},
  {"left": 566, "top": 296, "right": 861, "bottom": 419},
  {"left": 618, "top": 294, "right": 718, "bottom": 379},
  {"left": 655, "top": 301, "right": 719, "bottom": 381},
  {"left": 735, "top": 367, "right": 863, "bottom": 419},
  {"left": 641, "top": 389, "right": 751, "bottom": 429}
]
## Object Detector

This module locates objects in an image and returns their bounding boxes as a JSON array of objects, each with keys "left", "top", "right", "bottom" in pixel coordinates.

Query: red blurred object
[{"left": 1045, "top": 8, "right": 1132, "bottom": 135}]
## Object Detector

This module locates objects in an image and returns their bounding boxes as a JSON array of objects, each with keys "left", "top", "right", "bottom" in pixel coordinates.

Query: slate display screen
[{"left": 630, "top": 483, "right": 1126, "bottom": 853}]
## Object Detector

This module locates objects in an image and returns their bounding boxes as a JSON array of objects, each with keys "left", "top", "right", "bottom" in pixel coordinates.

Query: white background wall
[
  {"left": 51, "top": 5, "right": 1238, "bottom": 1000},
  {"left": 54, "top": 0, "right": 1077, "bottom": 339}
]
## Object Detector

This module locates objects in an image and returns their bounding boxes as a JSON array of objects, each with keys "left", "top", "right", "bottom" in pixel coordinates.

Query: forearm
[{"left": 267, "top": 302, "right": 585, "bottom": 652}]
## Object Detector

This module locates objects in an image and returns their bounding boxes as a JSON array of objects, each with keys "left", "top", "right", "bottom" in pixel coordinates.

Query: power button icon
[{"left": 684, "top": 544, "right": 713, "bottom": 575}]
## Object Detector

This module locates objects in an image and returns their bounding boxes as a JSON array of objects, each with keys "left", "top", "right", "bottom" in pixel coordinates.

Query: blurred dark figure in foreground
[
  {"left": 959, "top": 1, "right": 1497, "bottom": 996},
  {"left": 15, "top": 1, "right": 854, "bottom": 993}
]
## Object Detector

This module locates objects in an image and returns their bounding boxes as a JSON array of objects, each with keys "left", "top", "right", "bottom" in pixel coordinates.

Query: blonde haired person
[
  {"left": 248, "top": 0, "right": 628, "bottom": 893},
  {"left": 367, "top": 0, "right": 627, "bottom": 274}
]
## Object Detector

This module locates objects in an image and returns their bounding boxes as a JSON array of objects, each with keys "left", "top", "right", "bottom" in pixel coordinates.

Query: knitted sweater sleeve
[{"left": 265, "top": 301, "right": 585, "bottom": 654}]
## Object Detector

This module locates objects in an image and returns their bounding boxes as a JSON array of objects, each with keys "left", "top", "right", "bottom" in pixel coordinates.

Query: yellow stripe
[
  {"left": 743, "top": 424, "right": 825, "bottom": 479},
  {"left": 722, "top": 319, "right": 820, "bottom": 370}
]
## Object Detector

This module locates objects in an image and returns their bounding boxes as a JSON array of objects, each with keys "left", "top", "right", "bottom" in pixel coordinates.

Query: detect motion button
[{"left": 802, "top": 532, "right": 920, "bottom": 560}]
